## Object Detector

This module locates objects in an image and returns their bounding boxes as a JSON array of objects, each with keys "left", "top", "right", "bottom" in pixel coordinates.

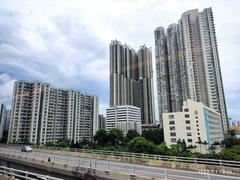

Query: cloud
[
  {"left": 0, "top": 73, "right": 15, "bottom": 108},
  {"left": 0, "top": 0, "right": 239, "bottom": 119},
  {"left": 0, "top": 6, "right": 109, "bottom": 112}
]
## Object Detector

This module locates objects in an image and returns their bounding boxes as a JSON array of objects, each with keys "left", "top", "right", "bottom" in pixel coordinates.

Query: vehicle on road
[{"left": 21, "top": 145, "right": 32, "bottom": 152}]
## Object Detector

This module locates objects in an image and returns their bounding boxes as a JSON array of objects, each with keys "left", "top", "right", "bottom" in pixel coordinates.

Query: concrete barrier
[
  {"left": 35, "top": 148, "right": 240, "bottom": 176},
  {"left": 0, "top": 153, "right": 156, "bottom": 180}
]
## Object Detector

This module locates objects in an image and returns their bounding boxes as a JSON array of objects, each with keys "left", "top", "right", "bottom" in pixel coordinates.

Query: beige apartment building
[{"left": 163, "top": 99, "right": 224, "bottom": 153}]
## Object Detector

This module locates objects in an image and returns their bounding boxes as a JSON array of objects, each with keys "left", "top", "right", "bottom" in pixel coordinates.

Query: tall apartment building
[
  {"left": 106, "top": 105, "right": 142, "bottom": 135},
  {"left": 110, "top": 40, "right": 155, "bottom": 125},
  {"left": 163, "top": 99, "right": 224, "bottom": 153},
  {"left": 8, "top": 80, "right": 99, "bottom": 144},
  {"left": 155, "top": 8, "right": 228, "bottom": 133},
  {"left": 0, "top": 104, "right": 11, "bottom": 139},
  {"left": 98, "top": 114, "right": 106, "bottom": 129}
]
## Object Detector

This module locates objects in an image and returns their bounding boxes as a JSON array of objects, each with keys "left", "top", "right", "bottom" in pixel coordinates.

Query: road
[{"left": 0, "top": 147, "right": 239, "bottom": 180}]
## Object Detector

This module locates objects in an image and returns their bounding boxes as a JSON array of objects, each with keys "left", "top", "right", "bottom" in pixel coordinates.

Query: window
[
  {"left": 196, "top": 120, "right": 198, "bottom": 123},
  {"left": 186, "top": 126, "right": 191, "bottom": 130},
  {"left": 169, "top": 121, "right": 175, "bottom": 125},
  {"left": 185, "top": 120, "right": 190, "bottom": 124},
  {"left": 187, "top": 139, "right": 192, "bottom": 143},
  {"left": 169, "top": 115, "right": 174, "bottom": 119},
  {"left": 184, "top": 108, "right": 189, "bottom": 112},
  {"left": 170, "top": 132, "right": 176, "bottom": 136},
  {"left": 187, "top": 132, "right": 192, "bottom": 136},
  {"left": 171, "top": 138, "right": 176, "bottom": 143},
  {"left": 197, "top": 128, "right": 200, "bottom": 131},
  {"left": 170, "top": 126, "right": 175, "bottom": 131},
  {"left": 198, "top": 132, "right": 200, "bottom": 136},
  {"left": 185, "top": 114, "right": 190, "bottom": 118}
]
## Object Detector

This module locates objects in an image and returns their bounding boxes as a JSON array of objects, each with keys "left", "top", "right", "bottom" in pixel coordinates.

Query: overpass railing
[
  {"left": 1, "top": 144, "right": 240, "bottom": 168},
  {"left": 34, "top": 145, "right": 240, "bottom": 168},
  {"left": 0, "top": 148, "right": 239, "bottom": 180},
  {"left": 0, "top": 165, "right": 63, "bottom": 180}
]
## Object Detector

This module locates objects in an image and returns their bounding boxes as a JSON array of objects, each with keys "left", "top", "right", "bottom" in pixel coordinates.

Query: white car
[{"left": 21, "top": 145, "right": 32, "bottom": 152}]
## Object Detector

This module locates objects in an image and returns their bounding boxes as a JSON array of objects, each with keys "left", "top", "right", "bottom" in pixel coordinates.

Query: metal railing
[
  {"left": 1, "top": 144, "right": 240, "bottom": 168},
  {"left": 0, "top": 165, "right": 63, "bottom": 180},
  {"left": 31, "top": 145, "right": 240, "bottom": 168},
  {"left": 0, "top": 147, "right": 239, "bottom": 180}
]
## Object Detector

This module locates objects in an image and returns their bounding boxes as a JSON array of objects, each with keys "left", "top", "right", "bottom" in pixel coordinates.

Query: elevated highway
[{"left": 0, "top": 146, "right": 239, "bottom": 180}]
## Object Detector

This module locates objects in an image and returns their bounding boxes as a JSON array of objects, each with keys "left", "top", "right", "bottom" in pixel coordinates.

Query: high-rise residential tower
[
  {"left": 8, "top": 80, "right": 99, "bottom": 144},
  {"left": 155, "top": 7, "right": 228, "bottom": 133},
  {"left": 110, "top": 40, "right": 155, "bottom": 124}
]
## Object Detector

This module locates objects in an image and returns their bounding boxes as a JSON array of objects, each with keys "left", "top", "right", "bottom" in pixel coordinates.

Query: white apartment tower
[
  {"left": 155, "top": 8, "right": 228, "bottom": 133},
  {"left": 8, "top": 80, "right": 99, "bottom": 144}
]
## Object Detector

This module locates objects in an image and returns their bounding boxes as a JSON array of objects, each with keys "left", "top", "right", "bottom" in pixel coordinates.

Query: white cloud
[{"left": 0, "top": 0, "right": 239, "bottom": 118}]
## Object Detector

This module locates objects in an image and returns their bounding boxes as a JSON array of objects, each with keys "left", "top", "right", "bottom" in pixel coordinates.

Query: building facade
[
  {"left": 110, "top": 40, "right": 155, "bottom": 124},
  {"left": 106, "top": 105, "right": 142, "bottom": 135},
  {"left": 0, "top": 104, "right": 10, "bottom": 139},
  {"left": 8, "top": 80, "right": 99, "bottom": 144},
  {"left": 228, "top": 118, "right": 240, "bottom": 138},
  {"left": 155, "top": 8, "right": 228, "bottom": 133},
  {"left": 98, "top": 114, "right": 106, "bottom": 129},
  {"left": 163, "top": 99, "right": 224, "bottom": 152}
]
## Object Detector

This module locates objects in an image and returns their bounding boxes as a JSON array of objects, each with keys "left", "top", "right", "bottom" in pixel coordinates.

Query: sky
[{"left": 0, "top": 0, "right": 239, "bottom": 119}]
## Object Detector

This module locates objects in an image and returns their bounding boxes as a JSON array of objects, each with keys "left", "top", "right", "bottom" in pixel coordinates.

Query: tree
[
  {"left": 177, "top": 139, "right": 187, "bottom": 152},
  {"left": 229, "top": 130, "right": 235, "bottom": 137},
  {"left": 157, "top": 143, "right": 169, "bottom": 155},
  {"left": 46, "top": 142, "right": 55, "bottom": 146},
  {"left": 128, "top": 137, "right": 158, "bottom": 154},
  {"left": 94, "top": 129, "right": 108, "bottom": 146},
  {"left": 142, "top": 128, "right": 164, "bottom": 145},
  {"left": 56, "top": 138, "right": 70, "bottom": 147},
  {"left": 108, "top": 128, "right": 124, "bottom": 146},
  {"left": 70, "top": 139, "right": 75, "bottom": 148},
  {"left": 220, "top": 145, "right": 240, "bottom": 161},
  {"left": 126, "top": 129, "right": 140, "bottom": 142},
  {"left": 222, "top": 137, "right": 240, "bottom": 148},
  {"left": 79, "top": 138, "right": 93, "bottom": 148}
]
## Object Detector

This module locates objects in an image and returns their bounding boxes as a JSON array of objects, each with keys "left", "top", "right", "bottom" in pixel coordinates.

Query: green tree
[
  {"left": 108, "top": 128, "right": 124, "bottom": 146},
  {"left": 56, "top": 138, "right": 70, "bottom": 147},
  {"left": 142, "top": 128, "right": 164, "bottom": 145},
  {"left": 220, "top": 145, "right": 240, "bottom": 161},
  {"left": 79, "top": 138, "right": 93, "bottom": 148},
  {"left": 229, "top": 129, "right": 235, "bottom": 137},
  {"left": 157, "top": 143, "right": 169, "bottom": 155},
  {"left": 177, "top": 139, "right": 187, "bottom": 152},
  {"left": 128, "top": 137, "right": 158, "bottom": 154},
  {"left": 94, "top": 129, "right": 109, "bottom": 146},
  {"left": 222, "top": 137, "right": 240, "bottom": 148},
  {"left": 126, "top": 129, "right": 140, "bottom": 142},
  {"left": 46, "top": 142, "right": 55, "bottom": 146}
]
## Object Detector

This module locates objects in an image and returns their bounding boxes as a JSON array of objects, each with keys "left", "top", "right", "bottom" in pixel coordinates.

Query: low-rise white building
[
  {"left": 163, "top": 99, "right": 224, "bottom": 153},
  {"left": 106, "top": 105, "right": 142, "bottom": 135}
]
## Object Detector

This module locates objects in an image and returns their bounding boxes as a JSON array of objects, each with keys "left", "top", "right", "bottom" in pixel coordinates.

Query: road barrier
[
  {"left": 0, "top": 147, "right": 239, "bottom": 180},
  {"left": 0, "top": 165, "right": 63, "bottom": 180},
  {"left": 2, "top": 143, "right": 240, "bottom": 168},
  {"left": 31, "top": 145, "right": 240, "bottom": 168}
]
